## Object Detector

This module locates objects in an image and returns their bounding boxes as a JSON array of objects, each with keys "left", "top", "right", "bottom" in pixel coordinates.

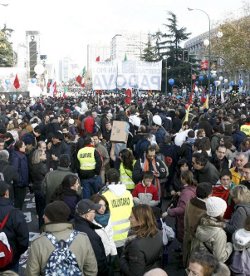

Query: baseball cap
[{"left": 76, "top": 199, "right": 101, "bottom": 215}]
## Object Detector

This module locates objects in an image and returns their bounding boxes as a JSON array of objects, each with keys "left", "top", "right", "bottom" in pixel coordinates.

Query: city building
[{"left": 110, "top": 32, "right": 148, "bottom": 61}]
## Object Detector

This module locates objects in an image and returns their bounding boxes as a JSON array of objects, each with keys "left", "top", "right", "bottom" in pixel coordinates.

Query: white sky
[{"left": 1, "top": 0, "right": 246, "bottom": 67}]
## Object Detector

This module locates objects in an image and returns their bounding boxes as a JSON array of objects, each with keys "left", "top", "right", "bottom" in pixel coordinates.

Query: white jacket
[{"left": 94, "top": 219, "right": 117, "bottom": 256}]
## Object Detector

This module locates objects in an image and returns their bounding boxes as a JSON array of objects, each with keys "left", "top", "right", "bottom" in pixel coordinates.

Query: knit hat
[
  {"left": 206, "top": 197, "right": 227, "bottom": 217},
  {"left": 196, "top": 182, "right": 212, "bottom": 199},
  {"left": 76, "top": 199, "right": 101, "bottom": 215},
  {"left": 44, "top": 201, "right": 71, "bottom": 223}
]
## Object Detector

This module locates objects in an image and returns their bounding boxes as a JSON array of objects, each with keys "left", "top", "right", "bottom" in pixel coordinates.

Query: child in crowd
[{"left": 132, "top": 171, "right": 160, "bottom": 207}]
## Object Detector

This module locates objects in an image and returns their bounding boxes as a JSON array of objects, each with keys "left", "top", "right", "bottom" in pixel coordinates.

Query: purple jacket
[{"left": 168, "top": 185, "right": 196, "bottom": 242}]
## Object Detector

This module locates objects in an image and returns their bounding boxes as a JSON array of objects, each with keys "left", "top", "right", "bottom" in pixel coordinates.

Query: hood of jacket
[
  {"left": 233, "top": 228, "right": 250, "bottom": 250},
  {"left": 195, "top": 216, "right": 223, "bottom": 242},
  {"left": 108, "top": 183, "right": 127, "bottom": 197}
]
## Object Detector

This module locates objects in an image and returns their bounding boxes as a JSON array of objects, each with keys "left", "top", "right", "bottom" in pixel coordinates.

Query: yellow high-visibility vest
[
  {"left": 119, "top": 161, "right": 136, "bottom": 190},
  {"left": 103, "top": 189, "right": 133, "bottom": 248},
  {"left": 240, "top": 124, "right": 250, "bottom": 136},
  {"left": 77, "top": 147, "right": 96, "bottom": 170}
]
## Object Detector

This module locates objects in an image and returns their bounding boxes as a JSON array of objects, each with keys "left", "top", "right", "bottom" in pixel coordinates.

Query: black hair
[{"left": 106, "top": 168, "right": 120, "bottom": 183}]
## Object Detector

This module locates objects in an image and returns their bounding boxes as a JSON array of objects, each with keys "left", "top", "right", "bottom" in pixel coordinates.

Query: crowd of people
[{"left": 0, "top": 91, "right": 250, "bottom": 276}]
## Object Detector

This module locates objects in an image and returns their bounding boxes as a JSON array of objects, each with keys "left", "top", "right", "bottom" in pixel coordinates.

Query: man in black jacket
[
  {"left": 74, "top": 199, "right": 109, "bottom": 276},
  {"left": 0, "top": 181, "right": 29, "bottom": 273},
  {"left": 0, "top": 150, "right": 19, "bottom": 201}
]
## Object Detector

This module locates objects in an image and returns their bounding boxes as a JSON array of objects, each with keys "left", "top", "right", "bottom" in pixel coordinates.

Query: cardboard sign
[{"left": 110, "top": 121, "right": 129, "bottom": 143}]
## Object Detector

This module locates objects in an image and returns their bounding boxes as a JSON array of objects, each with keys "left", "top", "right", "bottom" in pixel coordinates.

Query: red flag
[
  {"left": 96, "top": 56, "right": 100, "bottom": 62},
  {"left": 13, "top": 74, "right": 20, "bottom": 89},
  {"left": 76, "top": 75, "right": 82, "bottom": 85}
]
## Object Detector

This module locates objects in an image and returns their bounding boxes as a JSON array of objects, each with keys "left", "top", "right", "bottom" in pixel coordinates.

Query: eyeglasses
[{"left": 185, "top": 268, "right": 200, "bottom": 276}]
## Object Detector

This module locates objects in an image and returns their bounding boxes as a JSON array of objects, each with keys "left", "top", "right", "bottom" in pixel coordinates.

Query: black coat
[
  {"left": 30, "top": 162, "right": 48, "bottom": 192},
  {"left": 11, "top": 151, "right": 29, "bottom": 187},
  {"left": 74, "top": 215, "right": 109, "bottom": 276},
  {"left": 120, "top": 231, "right": 163, "bottom": 276},
  {"left": 0, "top": 197, "right": 29, "bottom": 271},
  {"left": 0, "top": 160, "right": 19, "bottom": 200}
]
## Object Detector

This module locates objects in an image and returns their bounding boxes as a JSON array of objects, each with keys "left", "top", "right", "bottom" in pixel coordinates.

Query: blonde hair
[
  {"left": 230, "top": 185, "right": 250, "bottom": 203},
  {"left": 31, "top": 149, "right": 43, "bottom": 164}
]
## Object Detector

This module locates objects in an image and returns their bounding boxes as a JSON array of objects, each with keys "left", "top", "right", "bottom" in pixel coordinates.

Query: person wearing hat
[
  {"left": 152, "top": 114, "right": 168, "bottom": 145},
  {"left": 183, "top": 182, "right": 212, "bottom": 267},
  {"left": 192, "top": 196, "right": 233, "bottom": 263},
  {"left": 0, "top": 181, "right": 29, "bottom": 274},
  {"left": 26, "top": 201, "right": 97, "bottom": 276},
  {"left": 74, "top": 199, "right": 109, "bottom": 276}
]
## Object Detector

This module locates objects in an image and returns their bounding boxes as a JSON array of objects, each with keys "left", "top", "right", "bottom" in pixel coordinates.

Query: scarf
[{"left": 95, "top": 211, "right": 110, "bottom": 227}]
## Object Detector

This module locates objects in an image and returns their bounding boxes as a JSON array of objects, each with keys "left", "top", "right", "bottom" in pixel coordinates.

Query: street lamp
[{"left": 188, "top": 7, "right": 211, "bottom": 90}]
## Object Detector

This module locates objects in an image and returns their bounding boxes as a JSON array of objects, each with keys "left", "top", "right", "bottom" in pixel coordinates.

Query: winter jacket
[
  {"left": 120, "top": 231, "right": 163, "bottom": 276},
  {"left": 0, "top": 197, "right": 29, "bottom": 271},
  {"left": 183, "top": 197, "right": 207, "bottom": 267},
  {"left": 25, "top": 223, "right": 97, "bottom": 276},
  {"left": 11, "top": 150, "right": 29, "bottom": 187},
  {"left": 168, "top": 185, "right": 196, "bottom": 242},
  {"left": 232, "top": 130, "right": 247, "bottom": 151},
  {"left": 194, "top": 161, "right": 220, "bottom": 185},
  {"left": 230, "top": 167, "right": 245, "bottom": 185},
  {"left": 132, "top": 182, "right": 159, "bottom": 207},
  {"left": 230, "top": 228, "right": 250, "bottom": 275},
  {"left": 43, "top": 166, "right": 76, "bottom": 204},
  {"left": 155, "top": 127, "right": 167, "bottom": 145},
  {"left": 30, "top": 162, "right": 48, "bottom": 192},
  {"left": 210, "top": 155, "right": 229, "bottom": 173},
  {"left": 132, "top": 156, "right": 168, "bottom": 185},
  {"left": 94, "top": 219, "right": 117, "bottom": 257},
  {"left": 192, "top": 215, "right": 233, "bottom": 263},
  {"left": 0, "top": 159, "right": 19, "bottom": 200},
  {"left": 48, "top": 141, "right": 71, "bottom": 170},
  {"left": 225, "top": 203, "right": 250, "bottom": 236},
  {"left": 74, "top": 215, "right": 109, "bottom": 276}
]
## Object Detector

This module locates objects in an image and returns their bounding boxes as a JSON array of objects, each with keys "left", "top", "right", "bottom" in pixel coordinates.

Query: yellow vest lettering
[
  {"left": 111, "top": 197, "right": 130, "bottom": 208},
  {"left": 77, "top": 147, "right": 96, "bottom": 171}
]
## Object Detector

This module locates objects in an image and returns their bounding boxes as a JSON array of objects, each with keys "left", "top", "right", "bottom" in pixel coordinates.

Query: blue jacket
[{"left": 11, "top": 150, "right": 29, "bottom": 187}]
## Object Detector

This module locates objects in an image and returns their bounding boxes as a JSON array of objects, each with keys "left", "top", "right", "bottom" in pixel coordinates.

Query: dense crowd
[{"left": 0, "top": 91, "right": 250, "bottom": 276}]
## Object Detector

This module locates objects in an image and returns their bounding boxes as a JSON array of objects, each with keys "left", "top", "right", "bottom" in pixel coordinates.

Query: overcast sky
[{"left": 1, "top": 0, "right": 246, "bottom": 67}]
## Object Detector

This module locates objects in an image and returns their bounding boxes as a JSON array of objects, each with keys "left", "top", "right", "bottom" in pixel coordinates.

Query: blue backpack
[{"left": 44, "top": 230, "right": 82, "bottom": 276}]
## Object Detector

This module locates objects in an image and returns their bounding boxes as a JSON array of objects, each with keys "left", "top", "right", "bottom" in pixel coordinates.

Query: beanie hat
[
  {"left": 196, "top": 182, "right": 212, "bottom": 199},
  {"left": 44, "top": 201, "right": 70, "bottom": 223},
  {"left": 206, "top": 197, "right": 227, "bottom": 217},
  {"left": 22, "top": 133, "right": 35, "bottom": 145}
]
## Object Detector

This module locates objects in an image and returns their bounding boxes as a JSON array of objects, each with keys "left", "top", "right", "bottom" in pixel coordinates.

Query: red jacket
[
  {"left": 132, "top": 183, "right": 159, "bottom": 201},
  {"left": 84, "top": 116, "right": 95, "bottom": 134}
]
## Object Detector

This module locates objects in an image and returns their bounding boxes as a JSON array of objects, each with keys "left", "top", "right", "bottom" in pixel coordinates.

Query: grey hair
[{"left": 0, "top": 150, "right": 9, "bottom": 161}]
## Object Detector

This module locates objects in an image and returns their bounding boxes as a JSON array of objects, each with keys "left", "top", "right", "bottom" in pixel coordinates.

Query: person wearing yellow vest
[
  {"left": 118, "top": 149, "right": 136, "bottom": 192},
  {"left": 230, "top": 152, "right": 248, "bottom": 185},
  {"left": 240, "top": 117, "right": 250, "bottom": 136},
  {"left": 77, "top": 136, "right": 102, "bottom": 199},
  {"left": 100, "top": 168, "right": 133, "bottom": 257}
]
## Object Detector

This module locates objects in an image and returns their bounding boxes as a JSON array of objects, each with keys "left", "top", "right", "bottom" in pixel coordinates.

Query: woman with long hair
[
  {"left": 120, "top": 205, "right": 163, "bottom": 276},
  {"left": 51, "top": 174, "right": 81, "bottom": 219},
  {"left": 30, "top": 149, "right": 48, "bottom": 229}
]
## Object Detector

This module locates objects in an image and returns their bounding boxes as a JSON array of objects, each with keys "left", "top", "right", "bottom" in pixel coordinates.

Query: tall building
[
  {"left": 25, "top": 31, "right": 40, "bottom": 78},
  {"left": 111, "top": 32, "right": 148, "bottom": 61},
  {"left": 87, "top": 44, "right": 111, "bottom": 71},
  {"left": 58, "top": 57, "right": 80, "bottom": 82}
]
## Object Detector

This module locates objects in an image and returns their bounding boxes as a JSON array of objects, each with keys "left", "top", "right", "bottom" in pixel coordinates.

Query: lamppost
[{"left": 188, "top": 8, "right": 211, "bottom": 90}]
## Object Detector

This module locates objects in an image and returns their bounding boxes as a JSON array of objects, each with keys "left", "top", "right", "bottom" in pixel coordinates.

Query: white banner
[
  {"left": 92, "top": 62, "right": 117, "bottom": 90},
  {"left": 92, "top": 61, "right": 162, "bottom": 91}
]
